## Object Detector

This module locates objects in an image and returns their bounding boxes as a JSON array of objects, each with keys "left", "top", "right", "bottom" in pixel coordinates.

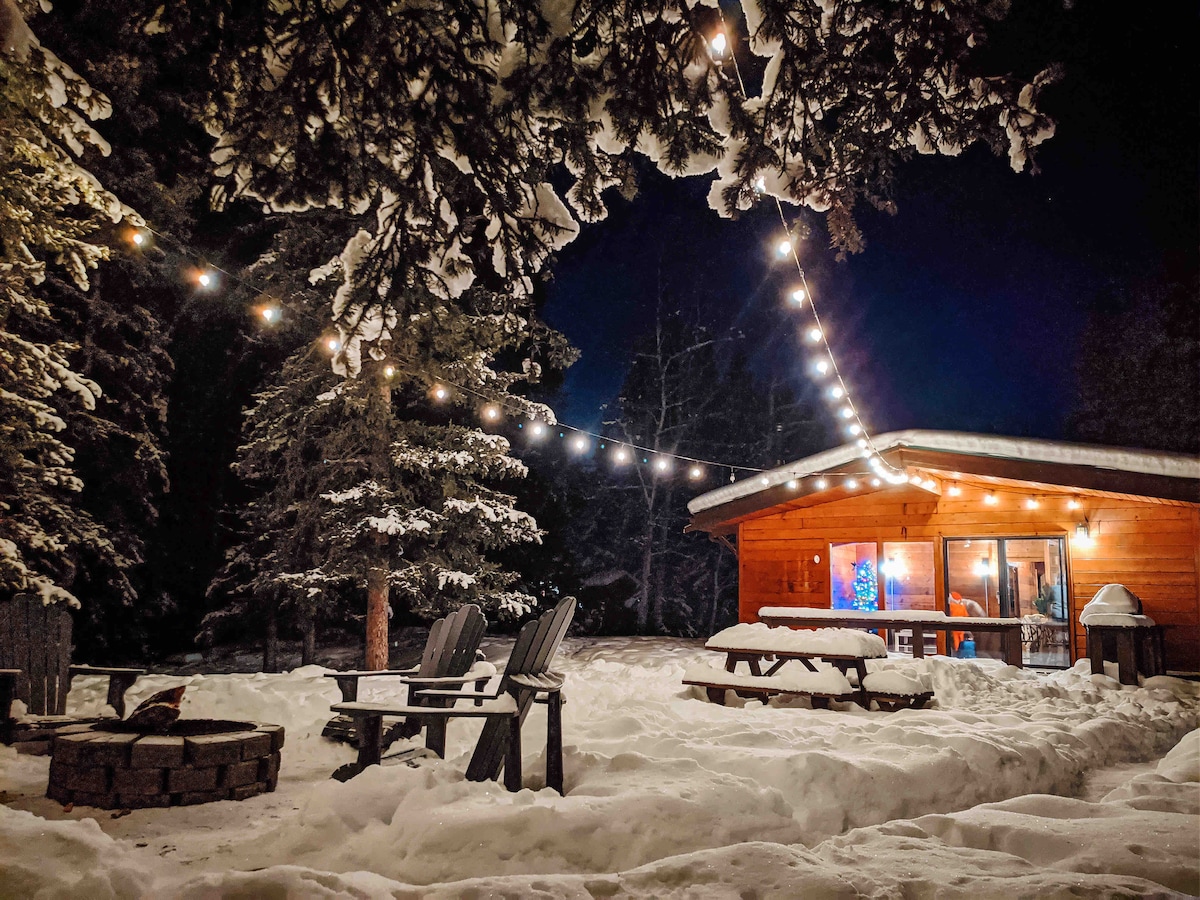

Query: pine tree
[{"left": 0, "top": 11, "right": 137, "bottom": 607}]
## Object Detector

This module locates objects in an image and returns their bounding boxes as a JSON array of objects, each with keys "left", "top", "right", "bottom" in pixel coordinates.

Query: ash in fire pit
[{"left": 47, "top": 691, "right": 284, "bottom": 809}]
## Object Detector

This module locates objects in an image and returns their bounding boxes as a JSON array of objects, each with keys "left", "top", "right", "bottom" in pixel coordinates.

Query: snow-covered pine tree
[
  {"left": 204, "top": 255, "right": 572, "bottom": 667},
  {"left": 0, "top": 4, "right": 137, "bottom": 607}
]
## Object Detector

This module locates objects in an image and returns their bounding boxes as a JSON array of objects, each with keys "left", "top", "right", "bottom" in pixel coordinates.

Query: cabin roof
[{"left": 687, "top": 430, "right": 1200, "bottom": 532}]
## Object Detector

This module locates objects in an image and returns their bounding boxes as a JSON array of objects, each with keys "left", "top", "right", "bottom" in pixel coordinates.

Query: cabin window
[
  {"left": 944, "top": 537, "right": 1069, "bottom": 668},
  {"left": 880, "top": 542, "right": 936, "bottom": 612},
  {"left": 829, "top": 542, "right": 878, "bottom": 611}
]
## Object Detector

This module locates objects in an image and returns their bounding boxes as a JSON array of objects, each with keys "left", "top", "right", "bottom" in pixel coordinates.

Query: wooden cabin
[{"left": 687, "top": 431, "right": 1200, "bottom": 673}]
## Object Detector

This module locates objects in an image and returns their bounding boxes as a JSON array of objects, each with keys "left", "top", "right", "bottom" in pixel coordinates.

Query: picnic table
[
  {"left": 684, "top": 623, "right": 933, "bottom": 711},
  {"left": 757, "top": 607, "right": 1025, "bottom": 667}
]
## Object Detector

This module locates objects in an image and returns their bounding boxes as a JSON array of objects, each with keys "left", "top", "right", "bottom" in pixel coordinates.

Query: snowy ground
[{"left": 1, "top": 637, "right": 1198, "bottom": 898}]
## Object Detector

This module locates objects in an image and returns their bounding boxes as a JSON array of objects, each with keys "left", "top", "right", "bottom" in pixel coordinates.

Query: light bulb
[
  {"left": 815, "top": 359, "right": 830, "bottom": 375},
  {"left": 791, "top": 288, "right": 806, "bottom": 304},
  {"left": 922, "top": 479, "right": 935, "bottom": 490},
  {"left": 776, "top": 237, "right": 793, "bottom": 257},
  {"left": 848, "top": 423, "right": 862, "bottom": 435},
  {"left": 197, "top": 271, "right": 214, "bottom": 288},
  {"left": 531, "top": 422, "right": 546, "bottom": 438},
  {"left": 839, "top": 407, "right": 854, "bottom": 419},
  {"left": 814, "top": 477, "right": 828, "bottom": 490},
  {"left": 130, "top": 230, "right": 146, "bottom": 247},
  {"left": 1024, "top": 497, "right": 1039, "bottom": 509},
  {"left": 689, "top": 466, "right": 703, "bottom": 480},
  {"left": 655, "top": 457, "right": 672, "bottom": 472},
  {"left": 383, "top": 365, "right": 396, "bottom": 379},
  {"left": 856, "top": 437, "right": 868, "bottom": 448},
  {"left": 830, "top": 385, "right": 844, "bottom": 399},
  {"left": 1067, "top": 498, "right": 1081, "bottom": 510},
  {"left": 710, "top": 32, "right": 727, "bottom": 54},
  {"left": 909, "top": 475, "right": 923, "bottom": 485},
  {"left": 484, "top": 405, "right": 500, "bottom": 420},
  {"left": 614, "top": 447, "right": 630, "bottom": 464},
  {"left": 845, "top": 478, "right": 858, "bottom": 489},
  {"left": 807, "top": 327, "right": 823, "bottom": 342},
  {"left": 260, "top": 306, "right": 280, "bottom": 323},
  {"left": 759, "top": 476, "right": 770, "bottom": 486},
  {"left": 870, "top": 477, "right": 881, "bottom": 487},
  {"left": 786, "top": 479, "right": 798, "bottom": 490},
  {"left": 433, "top": 385, "right": 447, "bottom": 400},
  {"left": 572, "top": 436, "right": 588, "bottom": 453},
  {"left": 325, "top": 337, "right": 341, "bottom": 352},
  {"left": 984, "top": 493, "right": 998, "bottom": 505},
  {"left": 754, "top": 175, "right": 766, "bottom": 193},
  {"left": 947, "top": 484, "right": 962, "bottom": 496}
]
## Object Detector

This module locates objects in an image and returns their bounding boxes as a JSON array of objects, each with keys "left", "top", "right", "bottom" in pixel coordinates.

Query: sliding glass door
[{"left": 944, "top": 537, "right": 1069, "bottom": 667}]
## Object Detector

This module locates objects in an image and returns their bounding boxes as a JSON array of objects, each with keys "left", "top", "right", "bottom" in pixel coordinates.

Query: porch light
[
  {"left": 880, "top": 557, "right": 905, "bottom": 578},
  {"left": 1073, "top": 521, "right": 1095, "bottom": 548}
]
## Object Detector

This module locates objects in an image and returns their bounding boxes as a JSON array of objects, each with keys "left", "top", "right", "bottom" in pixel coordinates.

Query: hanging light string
[
  {"left": 120, "top": 221, "right": 783, "bottom": 480},
  {"left": 710, "top": 9, "right": 908, "bottom": 486}
]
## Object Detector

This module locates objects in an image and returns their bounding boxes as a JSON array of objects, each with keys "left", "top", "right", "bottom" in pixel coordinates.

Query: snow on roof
[{"left": 688, "top": 429, "right": 1200, "bottom": 514}]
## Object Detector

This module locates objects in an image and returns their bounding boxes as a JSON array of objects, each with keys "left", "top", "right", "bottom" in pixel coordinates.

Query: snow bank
[
  {"left": 707, "top": 621, "right": 887, "bottom": 657},
  {"left": 2, "top": 639, "right": 1197, "bottom": 897}
]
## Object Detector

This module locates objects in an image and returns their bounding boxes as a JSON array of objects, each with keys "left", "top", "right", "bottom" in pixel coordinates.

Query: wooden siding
[{"left": 736, "top": 482, "right": 1200, "bottom": 672}]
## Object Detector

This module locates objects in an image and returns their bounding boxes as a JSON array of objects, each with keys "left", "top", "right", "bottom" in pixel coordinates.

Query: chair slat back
[
  {"left": 416, "top": 616, "right": 449, "bottom": 677},
  {"left": 499, "top": 598, "right": 575, "bottom": 684},
  {"left": 441, "top": 605, "right": 486, "bottom": 676},
  {"left": 417, "top": 604, "right": 487, "bottom": 679},
  {"left": 0, "top": 594, "right": 72, "bottom": 715}
]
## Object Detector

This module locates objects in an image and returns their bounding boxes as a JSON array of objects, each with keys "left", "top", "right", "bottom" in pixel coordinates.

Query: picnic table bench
[{"left": 758, "top": 607, "right": 1025, "bottom": 667}]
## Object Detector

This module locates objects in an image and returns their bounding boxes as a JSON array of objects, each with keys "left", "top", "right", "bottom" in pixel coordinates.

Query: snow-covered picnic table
[
  {"left": 685, "top": 622, "right": 933, "bottom": 711},
  {"left": 758, "top": 606, "right": 1026, "bottom": 666}
]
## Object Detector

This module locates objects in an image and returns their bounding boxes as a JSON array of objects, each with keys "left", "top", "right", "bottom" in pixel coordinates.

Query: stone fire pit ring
[{"left": 47, "top": 719, "right": 284, "bottom": 809}]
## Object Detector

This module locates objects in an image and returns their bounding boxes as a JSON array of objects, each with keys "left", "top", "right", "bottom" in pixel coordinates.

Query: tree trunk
[
  {"left": 363, "top": 362, "right": 394, "bottom": 670},
  {"left": 263, "top": 601, "right": 279, "bottom": 673},
  {"left": 635, "top": 520, "right": 654, "bottom": 633},
  {"left": 365, "top": 544, "right": 390, "bottom": 670},
  {"left": 300, "top": 612, "right": 316, "bottom": 666}
]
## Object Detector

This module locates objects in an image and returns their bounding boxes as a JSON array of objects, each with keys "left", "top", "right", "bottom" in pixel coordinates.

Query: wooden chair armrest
[
  {"left": 509, "top": 672, "right": 565, "bottom": 692},
  {"left": 68, "top": 665, "right": 147, "bottom": 676},
  {"left": 410, "top": 687, "right": 502, "bottom": 701},
  {"left": 401, "top": 660, "right": 498, "bottom": 687},
  {"left": 331, "top": 696, "right": 517, "bottom": 718},
  {"left": 323, "top": 668, "right": 418, "bottom": 679}
]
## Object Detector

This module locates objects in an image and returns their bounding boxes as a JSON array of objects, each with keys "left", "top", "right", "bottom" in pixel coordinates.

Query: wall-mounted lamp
[{"left": 1073, "top": 520, "right": 1095, "bottom": 548}]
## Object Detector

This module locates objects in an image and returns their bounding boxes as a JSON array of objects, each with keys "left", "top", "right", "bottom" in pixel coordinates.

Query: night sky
[{"left": 543, "top": 1, "right": 1197, "bottom": 444}]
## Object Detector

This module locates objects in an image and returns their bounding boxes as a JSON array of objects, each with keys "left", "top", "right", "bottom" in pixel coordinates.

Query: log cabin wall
[{"left": 735, "top": 481, "right": 1200, "bottom": 672}]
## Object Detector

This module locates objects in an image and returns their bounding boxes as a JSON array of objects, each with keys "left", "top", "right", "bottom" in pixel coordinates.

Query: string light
[
  {"left": 259, "top": 306, "right": 281, "bottom": 324},
  {"left": 710, "top": 31, "right": 727, "bottom": 55},
  {"left": 324, "top": 337, "right": 341, "bottom": 353},
  {"left": 689, "top": 465, "right": 704, "bottom": 480},
  {"left": 839, "top": 406, "right": 854, "bottom": 419},
  {"left": 383, "top": 365, "right": 396, "bottom": 379},
  {"left": 432, "top": 384, "right": 447, "bottom": 400},
  {"left": 870, "top": 477, "right": 881, "bottom": 487},
  {"left": 530, "top": 422, "right": 546, "bottom": 438},
  {"left": 845, "top": 478, "right": 858, "bottom": 489},
  {"left": 655, "top": 456, "right": 672, "bottom": 472},
  {"left": 572, "top": 436, "right": 589, "bottom": 453},
  {"left": 790, "top": 288, "right": 806, "bottom": 305},
  {"left": 1067, "top": 497, "right": 1081, "bottom": 510},
  {"left": 786, "top": 479, "right": 798, "bottom": 490},
  {"left": 1024, "top": 497, "right": 1039, "bottom": 509},
  {"left": 947, "top": 484, "right": 962, "bottom": 496},
  {"left": 196, "top": 269, "right": 216, "bottom": 289},
  {"left": 814, "top": 477, "right": 828, "bottom": 490},
  {"left": 829, "top": 385, "right": 844, "bottom": 399},
  {"left": 614, "top": 446, "right": 630, "bottom": 464},
  {"left": 712, "top": 4, "right": 905, "bottom": 484},
  {"left": 984, "top": 493, "right": 999, "bottom": 505},
  {"left": 483, "top": 404, "right": 500, "bottom": 421}
]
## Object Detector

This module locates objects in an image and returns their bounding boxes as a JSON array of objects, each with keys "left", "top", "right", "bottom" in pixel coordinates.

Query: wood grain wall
[{"left": 735, "top": 482, "right": 1200, "bottom": 672}]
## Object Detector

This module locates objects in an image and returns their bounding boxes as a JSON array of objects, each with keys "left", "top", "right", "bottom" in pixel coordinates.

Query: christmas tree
[{"left": 851, "top": 560, "right": 878, "bottom": 612}]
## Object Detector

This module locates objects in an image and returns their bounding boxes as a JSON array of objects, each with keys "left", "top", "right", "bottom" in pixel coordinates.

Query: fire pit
[{"left": 47, "top": 719, "right": 284, "bottom": 809}]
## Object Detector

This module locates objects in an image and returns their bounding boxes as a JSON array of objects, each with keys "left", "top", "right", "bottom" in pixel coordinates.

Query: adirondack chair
[
  {"left": 323, "top": 603, "right": 490, "bottom": 750},
  {"left": 332, "top": 597, "right": 575, "bottom": 793}
]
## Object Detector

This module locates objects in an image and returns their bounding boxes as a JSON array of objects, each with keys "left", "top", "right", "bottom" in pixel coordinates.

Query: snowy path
[{"left": 1, "top": 637, "right": 1197, "bottom": 897}]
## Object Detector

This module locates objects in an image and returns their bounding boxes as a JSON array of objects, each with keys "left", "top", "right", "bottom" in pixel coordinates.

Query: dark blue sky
[{"left": 543, "top": 1, "right": 1197, "bottom": 443}]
